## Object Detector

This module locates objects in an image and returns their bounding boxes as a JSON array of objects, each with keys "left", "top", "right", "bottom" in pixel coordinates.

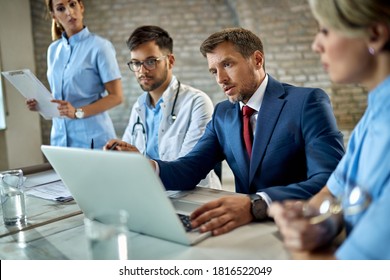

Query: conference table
[{"left": 0, "top": 163, "right": 293, "bottom": 260}]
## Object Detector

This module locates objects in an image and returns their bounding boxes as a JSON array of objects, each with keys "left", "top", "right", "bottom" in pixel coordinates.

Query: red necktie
[{"left": 242, "top": 106, "right": 255, "bottom": 158}]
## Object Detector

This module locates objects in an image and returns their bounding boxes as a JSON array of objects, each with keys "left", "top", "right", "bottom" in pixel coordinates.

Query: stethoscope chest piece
[
  {"left": 168, "top": 81, "right": 180, "bottom": 125},
  {"left": 169, "top": 114, "right": 177, "bottom": 124}
]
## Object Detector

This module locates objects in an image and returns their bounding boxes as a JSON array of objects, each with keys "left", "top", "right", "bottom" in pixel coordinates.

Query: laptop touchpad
[{"left": 171, "top": 199, "right": 202, "bottom": 215}]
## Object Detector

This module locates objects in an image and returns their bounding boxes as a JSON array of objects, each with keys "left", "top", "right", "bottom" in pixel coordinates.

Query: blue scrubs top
[
  {"left": 47, "top": 27, "right": 121, "bottom": 149},
  {"left": 327, "top": 75, "right": 390, "bottom": 259}
]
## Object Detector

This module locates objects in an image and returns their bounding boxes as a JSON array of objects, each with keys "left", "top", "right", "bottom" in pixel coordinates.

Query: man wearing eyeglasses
[{"left": 120, "top": 25, "right": 221, "bottom": 189}]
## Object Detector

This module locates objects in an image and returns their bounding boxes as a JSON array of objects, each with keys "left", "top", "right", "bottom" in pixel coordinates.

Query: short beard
[
  {"left": 139, "top": 80, "right": 164, "bottom": 92},
  {"left": 138, "top": 64, "right": 168, "bottom": 92},
  {"left": 228, "top": 92, "right": 252, "bottom": 104}
]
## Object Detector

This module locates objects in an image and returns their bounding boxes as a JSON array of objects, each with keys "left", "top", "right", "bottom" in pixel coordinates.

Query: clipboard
[{"left": 1, "top": 69, "right": 60, "bottom": 120}]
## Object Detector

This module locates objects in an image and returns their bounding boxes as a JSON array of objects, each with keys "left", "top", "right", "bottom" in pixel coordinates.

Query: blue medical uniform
[
  {"left": 327, "top": 75, "right": 390, "bottom": 259},
  {"left": 47, "top": 27, "right": 121, "bottom": 149}
]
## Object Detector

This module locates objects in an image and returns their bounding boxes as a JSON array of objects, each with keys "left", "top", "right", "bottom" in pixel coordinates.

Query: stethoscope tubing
[{"left": 132, "top": 81, "right": 181, "bottom": 136}]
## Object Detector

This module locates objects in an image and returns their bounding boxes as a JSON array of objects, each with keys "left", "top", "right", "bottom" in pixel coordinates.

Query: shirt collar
[
  {"left": 62, "top": 26, "right": 89, "bottom": 46},
  {"left": 144, "top": 76, "right": 177, "bottom": 109},
  {"left": 145, "top": 94, "right": 163, "bottom": 110},
  {"left": 240, "top": 73, "right": 268, "bottom": 112}
]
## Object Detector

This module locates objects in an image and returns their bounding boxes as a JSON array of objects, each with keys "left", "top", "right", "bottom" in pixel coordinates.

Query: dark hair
[
  {"left": 200, "top": 27, "right": 264, "bottom": 58},
  {"left": 126, "top": 25, "right": 173, "bottom": 53}
]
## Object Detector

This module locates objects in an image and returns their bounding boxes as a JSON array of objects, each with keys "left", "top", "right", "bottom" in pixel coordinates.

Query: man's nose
[{"left": 216, "top": 70, "right": 228, "bottom": 84}]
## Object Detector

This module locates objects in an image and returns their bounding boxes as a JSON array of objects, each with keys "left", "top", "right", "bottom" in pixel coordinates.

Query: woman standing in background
[{"left": 27, "top": 0, "right": 123, "bottom": 149}]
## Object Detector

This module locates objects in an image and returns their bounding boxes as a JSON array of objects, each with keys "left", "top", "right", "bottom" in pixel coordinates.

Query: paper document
[
  {"left": 1, "top": 69, "right": 60, "bottom": 119},
  {"left": 26, "top": 180, "right": 73, "bottom": 202},
  {"left": 23, "top": 169, "right": 60, "bottom": 188}
]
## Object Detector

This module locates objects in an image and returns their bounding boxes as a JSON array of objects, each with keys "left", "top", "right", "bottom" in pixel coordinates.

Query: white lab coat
[{"left": 123, "top": 77, "right": 221, "bottom": 189}]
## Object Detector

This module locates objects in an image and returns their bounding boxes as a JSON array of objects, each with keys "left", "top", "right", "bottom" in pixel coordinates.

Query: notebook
[{"left": 40, "top": 145, "right": 211, "bottom": 246}]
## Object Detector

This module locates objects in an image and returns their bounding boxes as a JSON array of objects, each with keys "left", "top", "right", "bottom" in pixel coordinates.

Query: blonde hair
[{"left": 308, "top": 0, "right": 390, "bottom": 47}]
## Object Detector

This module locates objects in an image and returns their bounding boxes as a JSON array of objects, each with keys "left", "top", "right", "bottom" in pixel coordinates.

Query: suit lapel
[
  {"left": 226, "top": 103, "right": 250, "bottom": 185},
  {"left": 249, "top": 78, "right": 286, "bottom": 183}
]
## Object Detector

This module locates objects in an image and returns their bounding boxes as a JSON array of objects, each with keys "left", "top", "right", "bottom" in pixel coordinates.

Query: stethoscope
[
  {"left": 169, "top": 80, "right": 180, "bottom": 124},
  {"left": 131, "top": 81, "right": 181, "bottom": 139}
]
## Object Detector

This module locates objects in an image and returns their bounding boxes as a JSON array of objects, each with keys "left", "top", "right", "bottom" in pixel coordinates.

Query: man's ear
[
  {"left": 167, "top": 54, "right": 175, "bottom": 69},
  {"left": 253, "top": 50, "right": 264, "bottom": 70}
]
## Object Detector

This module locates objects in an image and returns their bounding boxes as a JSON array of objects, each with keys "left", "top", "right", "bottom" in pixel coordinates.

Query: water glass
[
  {"left": 0, "top": 169, "right": 27, "bottom": 226},
  {"left": 303, "top": 185, "right": 371, "bottom": 225},
  {"left": 84, "top": 210, "right": 130, "bottom": 260}
]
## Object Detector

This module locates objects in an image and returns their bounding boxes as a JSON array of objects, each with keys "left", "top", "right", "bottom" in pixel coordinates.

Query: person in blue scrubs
[
  {"left": 26, "top": 0, "right": 123, "bottom": 149},
  {"left": 269, "top": 0, "right": 390, "bottom": 260}
]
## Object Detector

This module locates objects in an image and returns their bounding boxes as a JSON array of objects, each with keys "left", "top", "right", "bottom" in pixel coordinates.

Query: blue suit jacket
[{"left": 157, "top": 76, "right": 345, "bottom": 201}]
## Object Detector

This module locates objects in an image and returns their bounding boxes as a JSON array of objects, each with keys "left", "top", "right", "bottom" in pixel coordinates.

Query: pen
[
  {"left": 109, "top": 142, "right": 119, "bottom": 150},
  {"left": 91, "top": 138, "right": 94, "bottom": 149},
  {"left": 56, "top": 196, "right": 74, "bottom": 203}
]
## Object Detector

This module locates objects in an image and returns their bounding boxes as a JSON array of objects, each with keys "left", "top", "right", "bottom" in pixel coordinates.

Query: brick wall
[{"left": 30, "top": 0, "right": 367, "bottom": 147}]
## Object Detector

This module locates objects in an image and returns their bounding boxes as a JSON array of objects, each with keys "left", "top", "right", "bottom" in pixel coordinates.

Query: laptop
[{"left": 41, "top": 145, "right": 211, "bottom": 246}]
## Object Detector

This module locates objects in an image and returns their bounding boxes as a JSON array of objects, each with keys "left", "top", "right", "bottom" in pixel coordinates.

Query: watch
[
  {"left": 75, "top": 108, "right": 84, "bottom": 119},
  {"left": 248, "top": 194, "right": 268, "bottom": 221}
]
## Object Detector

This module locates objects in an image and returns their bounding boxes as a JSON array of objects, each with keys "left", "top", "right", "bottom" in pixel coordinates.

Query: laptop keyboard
[{"left": 177, "top": 213, "right": 193, "bottom": 232}]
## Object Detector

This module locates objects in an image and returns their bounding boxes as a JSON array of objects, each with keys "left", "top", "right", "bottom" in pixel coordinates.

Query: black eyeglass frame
[{"left": 127, "top": 55, "right": 167, "bottom": 72}]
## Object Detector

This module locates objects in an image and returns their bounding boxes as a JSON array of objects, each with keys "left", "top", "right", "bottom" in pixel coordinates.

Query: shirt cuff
[
  {"left": 152, "top": 160, "right": 160, "bottom": 175},
  {"left": 257, "top": 192, "right": 272, "bottom": 207}
]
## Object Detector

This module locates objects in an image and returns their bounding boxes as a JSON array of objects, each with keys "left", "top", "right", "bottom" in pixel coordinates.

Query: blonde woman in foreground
[{"left": 269, "top": 0, "right": 390, "bottom": 260}]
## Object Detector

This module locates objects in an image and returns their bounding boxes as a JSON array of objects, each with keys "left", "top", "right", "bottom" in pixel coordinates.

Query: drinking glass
[
  {"left": 0, "top": 169, "right": 27, "bottom": 226},
  {"left": 84, "top": 210, "right": 130, "bottom": 260},
  {"left": 304, "top": 185, "right": 371, "bottom": 225}
]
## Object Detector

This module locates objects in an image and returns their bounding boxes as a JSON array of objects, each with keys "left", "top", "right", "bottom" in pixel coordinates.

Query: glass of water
[
  {"left": 84, "top": 210, "right": 130, "bottom": 260},
  {"left": 304, "top": 184, "right": 371, "bottom": 225},
  {"left": 0, "top": 169, "right": 27, "bottom": 226}
]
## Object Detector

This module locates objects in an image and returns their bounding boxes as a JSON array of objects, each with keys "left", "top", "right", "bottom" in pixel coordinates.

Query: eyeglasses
[{"left": 127, "top": 55, "right": 167, "bottom": 72}]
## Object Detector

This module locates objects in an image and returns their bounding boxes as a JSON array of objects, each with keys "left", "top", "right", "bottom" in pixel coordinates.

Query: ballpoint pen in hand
[{"left": 109, "top": 142, "right": 119, "bottom": 150}]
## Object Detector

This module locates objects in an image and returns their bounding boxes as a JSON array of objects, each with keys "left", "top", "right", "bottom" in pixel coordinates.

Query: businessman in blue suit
[{"left": 106, "top": 27, "right": 344, "bottom": 236}]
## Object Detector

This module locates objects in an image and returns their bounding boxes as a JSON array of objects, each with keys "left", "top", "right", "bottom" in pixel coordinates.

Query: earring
[{"left": 368, "top": 47, "right": 375, "bottom": 55}]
